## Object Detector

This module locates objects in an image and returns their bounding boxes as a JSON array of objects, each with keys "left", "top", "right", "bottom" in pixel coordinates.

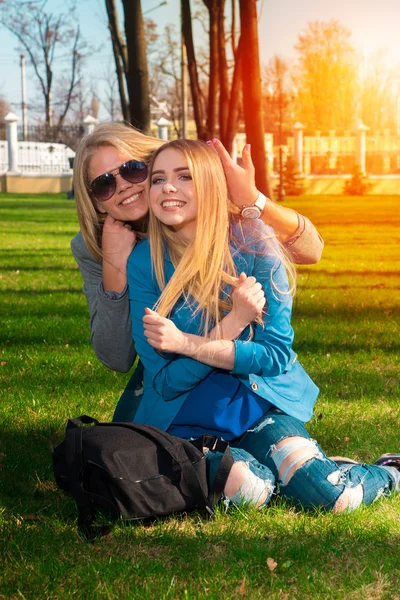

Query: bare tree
[
  {"left": 239, "top": 0, "right": 270, "bottom": 196},
  {"left": 0, "top": 1, "right": 86, "bottom": 126},
  {"left": 263, "top": 56, "right": 295, "bottom": 140},
  {"left": 104, "top": 0, "right": 130, "bottom": 122},
  {"left": 181, "top": 0, "right": 243, "bottom": 148},
  {"left": 122, "top": 0, "right": 150, "bottom": 132},
  {"left": 149, "top": 24, "right": 185, "bottom": 137},
  {"left": 105, "top": 0, "right": 150, "bottom": 131},
  {"left": 294, "top": 20, "right": 358, "bottom": 133},
  {"left": 181, "top": 0, "right": 207, "bottom": 139},
  {"left": 358, "top": 50, "right": 400, "bottom": 133},
  {"left": 202, "top": 0, "right": 219, "bottom": 137},
  {"left": 103, "top": 72, "right": 123, "bottom": 121}
]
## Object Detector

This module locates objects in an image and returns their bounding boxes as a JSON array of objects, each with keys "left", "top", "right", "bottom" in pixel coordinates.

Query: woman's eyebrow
[{"left": 152, "top": 166, "right": 189, "bottom": 176}]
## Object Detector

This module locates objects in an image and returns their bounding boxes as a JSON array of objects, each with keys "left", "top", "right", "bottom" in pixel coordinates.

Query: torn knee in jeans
[
  {"left": 271, "top": 436, "right": 321, "bottom": 485},
  {"left": 224, "top": 461, "right": 274, "bottom": 508},
  {"left": 333, "top": 483, "right": 364, "bottom": 513}
]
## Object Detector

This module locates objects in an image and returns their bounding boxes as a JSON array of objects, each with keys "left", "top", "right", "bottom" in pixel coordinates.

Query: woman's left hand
[
  {"left": 212, "top": 139, "right": 259, "bottom": 208},
  {"left": 143, "top": 308, "right": 186, "bottom": 353}
]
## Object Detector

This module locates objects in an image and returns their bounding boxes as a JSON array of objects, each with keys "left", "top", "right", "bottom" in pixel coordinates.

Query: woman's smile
[
  {"left": 150, "top": 147, "right": 198, "bottom": 240},
  {"left": 161, "top": 199, "right": 187, "bottom": 210},
  {"left": 88, "top": 146, "right": 149, "bottom": 222}
]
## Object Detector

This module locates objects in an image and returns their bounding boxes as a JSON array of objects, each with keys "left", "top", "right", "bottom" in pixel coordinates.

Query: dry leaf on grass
[{"left": 266, "top": 557, "right": 278, "bottom": 572}]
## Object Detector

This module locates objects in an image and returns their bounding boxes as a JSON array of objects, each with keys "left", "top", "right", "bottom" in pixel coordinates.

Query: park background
[{"left": 1, "top": 1, "right": 400, "bottom": 599}]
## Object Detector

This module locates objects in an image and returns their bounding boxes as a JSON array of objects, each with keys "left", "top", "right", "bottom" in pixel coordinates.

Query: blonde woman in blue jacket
[
  {"left": 71, "top": 122, "right": 324, "bottom": 420},
  {"left": 126, "top": 139, "right": 400, "bottom": 512}
]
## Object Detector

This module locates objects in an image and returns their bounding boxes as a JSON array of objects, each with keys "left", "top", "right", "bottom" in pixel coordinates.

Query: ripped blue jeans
[{"left": 207, "top": 408, "right": 400, "bottom": 512}]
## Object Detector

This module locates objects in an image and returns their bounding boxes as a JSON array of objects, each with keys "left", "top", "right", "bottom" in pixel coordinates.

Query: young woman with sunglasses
[
  {"left": 71, "top": 122, "right": 324, "bottom": 415},
  {"left": 125, "top": 138, "right": 400, "bottom": 511}
]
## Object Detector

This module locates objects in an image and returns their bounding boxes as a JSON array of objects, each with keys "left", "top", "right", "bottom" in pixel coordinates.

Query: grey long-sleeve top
[{"left": 71, "top": 215, "right": 323, "bottom": 373}]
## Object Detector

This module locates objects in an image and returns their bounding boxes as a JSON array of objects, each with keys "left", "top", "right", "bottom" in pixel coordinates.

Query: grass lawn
[{"left": 0, "top": 192, "right": 399, "bottom": 599}]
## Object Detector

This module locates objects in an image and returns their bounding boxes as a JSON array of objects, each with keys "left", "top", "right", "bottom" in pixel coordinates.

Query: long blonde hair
[
  {"left": 73, "top": 122, "right": 164, "bottom": 262},
  {"left": 149, "top": 140, "right": 238, "bottom": 336},
  {"left": 148, "top": 139, "right": 297, "bottom": 339}
]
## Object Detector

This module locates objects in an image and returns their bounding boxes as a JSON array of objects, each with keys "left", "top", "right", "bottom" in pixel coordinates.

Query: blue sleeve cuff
[{"left": 232, "top": 339, "right": 254, "bottom": 375}]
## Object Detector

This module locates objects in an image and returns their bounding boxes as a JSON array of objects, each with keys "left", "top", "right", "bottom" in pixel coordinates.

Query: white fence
[{"left": 0, "top": 140, "right": 75, "bottom": 174}]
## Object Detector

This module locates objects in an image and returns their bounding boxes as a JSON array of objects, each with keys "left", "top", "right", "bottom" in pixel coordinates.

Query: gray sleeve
[
  {"left": 70, "top": 232, "right": 136, "bottom": 372},
  {"left": 283, "top": 214, "right": 324, "bottom": 265}
]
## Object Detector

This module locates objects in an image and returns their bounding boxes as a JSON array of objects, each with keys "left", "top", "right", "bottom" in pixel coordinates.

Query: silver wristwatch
[{"left": 240, "top": 192, "right": 268, "bottom": 219}]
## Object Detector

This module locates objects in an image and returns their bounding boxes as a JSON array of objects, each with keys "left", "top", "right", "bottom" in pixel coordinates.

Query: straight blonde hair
[
  {"left": 147, "top": 139, "right": 296, "bottom": 339},
  {"left": 73, "top": 122, "right": 163, "bottom": 263},
  {"left": 148, "top": 140, "right": 238, "bottom": 336}
]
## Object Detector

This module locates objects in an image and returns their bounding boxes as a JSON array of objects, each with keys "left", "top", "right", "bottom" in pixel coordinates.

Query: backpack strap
[
  {"left": 64, "top": 419, "right": 118, "bottom": 541},
  {"left": 207, "top": 444, "right": 234, "bottom": 506},
  {"left": 190, "top": 434, "right": 235, "bottom": 507},
  {"left": 67, "top": 415, "right": 99, "bottom": 429}
]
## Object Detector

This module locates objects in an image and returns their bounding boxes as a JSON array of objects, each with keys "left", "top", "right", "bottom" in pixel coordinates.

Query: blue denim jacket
[{"left": 118, "top": 221, "right": 319, "bottom": 429}]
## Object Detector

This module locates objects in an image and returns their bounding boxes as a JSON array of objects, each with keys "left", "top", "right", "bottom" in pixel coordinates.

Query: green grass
[{"left": 1, "top": 193, "right": 400, "bottom": 599}]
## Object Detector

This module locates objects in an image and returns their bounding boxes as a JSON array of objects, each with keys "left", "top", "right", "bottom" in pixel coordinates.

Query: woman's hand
[
  {"left": 232, "top": 272, "right": 266, "bottom": 322},
  {"left": 102, "top": 215, "right": 137, "bottom": 265},
  {"left": 143, "top": 308, "right": 186, "bottom": 353},
  {"left": 102, "top": 216, "right": 137, "bottom": 292},
  {"left": 217, "top": 273, "right": 265, "bottom": 341},
  {"left": 211, "top": 139, "right": 258, "bottom": 208}
]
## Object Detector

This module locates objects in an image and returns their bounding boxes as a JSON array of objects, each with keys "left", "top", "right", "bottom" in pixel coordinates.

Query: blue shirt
[
  {"left": 168, "top": 370, "right": 272, "bottom": 440},
  {"left": 127, "top": 219, "right": 319, "bottom": 432}
]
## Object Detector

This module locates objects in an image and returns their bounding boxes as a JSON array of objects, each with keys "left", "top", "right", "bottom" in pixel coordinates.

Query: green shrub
[
  {"left": 343, "top": 166, "right": 373, "bottom": 195},
  {"left": 282, "top": 155, "right": 306, "bottom": 196}
]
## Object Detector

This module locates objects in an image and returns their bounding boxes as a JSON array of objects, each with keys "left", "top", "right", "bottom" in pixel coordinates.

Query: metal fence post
[
  {"left": 4, "top": 112, "right": 20, "bottom": 173},
  {"left": 83, "top": 115, "right": 99, "bottom": 137},
  {"left": 293, "top": 122, "right": 304, "bottom": 175},
  {"left": 156, "top": 117, "right": 171, "bottom": 140},
  {"left": 355, "top": 123, "right": 369, "bottom": 174}
]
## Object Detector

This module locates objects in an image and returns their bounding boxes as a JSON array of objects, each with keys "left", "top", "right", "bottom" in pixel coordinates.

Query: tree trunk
[
  {"left": 217, "top": 0, "right": 229, "bottom": 144},
  {"left": 231, "top": 0, "right": 237, "bottom": 55},
  {"left": 181, "top": 0, "right": 207, "bottom": 139},
  {"left": 105, "top": 0, "right": 130, "bottom": 122},
  {"left": 122, "top": 0, "right": 150, "bottom": 132},
  {"left": 224, "top": 35, "right": 243, "bottom": 155},
  {"left": 45, "top": 92, "right": 52, "bottom": 128},
  {"left": 239, "top": 0, "right": 271, "bottom": 197},
  {"left": 204, "top": 0, "right": 219, "bottom": 138}
]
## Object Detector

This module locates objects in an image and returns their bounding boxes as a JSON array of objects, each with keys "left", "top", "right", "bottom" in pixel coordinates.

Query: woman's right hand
[
  {"left": 102, "top": 215, "right": 137, "bottom": 263},
  {"left": 212, "top": 139, "right": 258, "bottom": 208},
  {"left": 102, "top": 216, "right": 137, "bottom": 293},
  {"left": 231, "top": 272, "right": 266, "bottom": 325}
]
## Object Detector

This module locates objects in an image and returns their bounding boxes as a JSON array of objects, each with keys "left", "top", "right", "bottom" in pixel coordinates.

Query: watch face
[{"left": 241, "top": 206, "right": 262, "bottom": 219}]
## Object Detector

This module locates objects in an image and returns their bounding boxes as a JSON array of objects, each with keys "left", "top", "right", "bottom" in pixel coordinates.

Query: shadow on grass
[
  {"left": 0, "top": 267, "right": 79, "bottom": 273},
  {"left": 0, "top": 422, "right": 66, "bottom": 516},
  {"left": 294, "top": 339, "right": 400, "bottom": 354},
  {"left": 2, "top": 485, "right": 400, "bottom": 599},
  {"left": 0, "top": 249, "right": 74, "bottom": 256},
  {"left": 298, "top": 269, "right": 400, "bottom": 278}
]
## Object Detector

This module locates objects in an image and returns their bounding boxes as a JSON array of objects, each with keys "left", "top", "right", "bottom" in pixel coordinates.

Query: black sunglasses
[{"left": 89, "top": 159, "right": 148, "bottom": 202}]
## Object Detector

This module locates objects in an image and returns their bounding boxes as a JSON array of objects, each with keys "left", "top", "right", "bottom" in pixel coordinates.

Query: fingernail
[
  {"left": 206, "top": 140, "right": 212, "bottom": 145},
  {"left": 246, "top": 144, "right": 251, "bottom": 152},
  {"left": 213, "top": 138, "right": 218, "bottom": 144}
]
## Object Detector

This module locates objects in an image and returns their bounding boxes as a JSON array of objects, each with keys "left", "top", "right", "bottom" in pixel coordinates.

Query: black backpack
[{"left": 52, "top": 415, "right": 233, "bottom": 540}]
